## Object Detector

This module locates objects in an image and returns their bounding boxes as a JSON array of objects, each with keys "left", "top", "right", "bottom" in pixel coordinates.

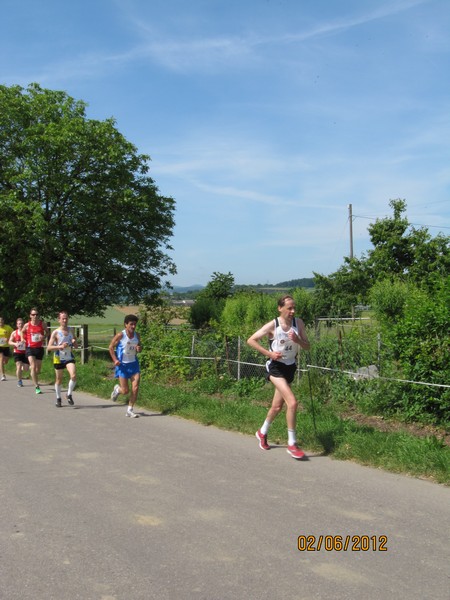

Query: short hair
[
  {"left": 278, "top": 295, "right": 294, "bottom": 308},
  {"left": 124, "top": 314, "right": 138, "bottom": 325}
]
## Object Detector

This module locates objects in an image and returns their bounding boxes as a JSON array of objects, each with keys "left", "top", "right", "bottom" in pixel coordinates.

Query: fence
[
  {"left": 74, "top": 322, "right": 449, "bottom": 395},
  {"left": 139, "top": 318, "right": 380, "bottom": 379}
]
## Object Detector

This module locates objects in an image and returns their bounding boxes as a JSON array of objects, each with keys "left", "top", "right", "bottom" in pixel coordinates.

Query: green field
[{"left": 52, "top": 305, "right": 141, "bottom": 330}]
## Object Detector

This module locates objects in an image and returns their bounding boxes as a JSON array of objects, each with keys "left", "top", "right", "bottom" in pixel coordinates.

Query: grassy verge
[{"left": 7, "top": 357, "right": 449, "bottom": 485}]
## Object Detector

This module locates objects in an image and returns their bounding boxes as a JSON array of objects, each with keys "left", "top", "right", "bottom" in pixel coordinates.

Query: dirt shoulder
[{"left": 342, "top": 408, "right": 450, "bottom": 447}]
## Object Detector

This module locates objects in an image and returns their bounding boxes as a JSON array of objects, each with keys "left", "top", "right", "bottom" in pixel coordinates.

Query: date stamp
[{"left": 297, "top": 534, "right": 388, "bottom": 552}]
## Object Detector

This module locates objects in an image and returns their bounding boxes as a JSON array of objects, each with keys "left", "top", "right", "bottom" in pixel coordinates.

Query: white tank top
[
  {"left": 268, "top": 317, "right": 299, "bottom": 365},
  {"left": 116, "top": 330, "right": 139, "bottom": 364}
]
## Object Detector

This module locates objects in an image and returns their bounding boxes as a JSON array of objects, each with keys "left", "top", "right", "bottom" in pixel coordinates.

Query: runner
[
  {"left": 0, "top": 316, "right": 13, "bottom": 381},
  {"left": 22, "top": 308, "right": 48, "bottom": 394},
  {"left": 109, "top": 314, "right": 142, "bottom": 418},
  {"left": 8, "top": 318, "right": 30, "bottom": 386},
  {"left": 47, "top": 311, "right": 77, "bottom": 407},
  {"left": 247, "top": 295, "right": 310, "bottom": 460}
]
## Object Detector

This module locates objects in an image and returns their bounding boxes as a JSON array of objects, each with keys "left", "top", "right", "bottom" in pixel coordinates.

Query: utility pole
[
  {"left": 348, "top": 203, "right": 355, "bottom": 320},
  {"left": 348, "top": 203, "right": 354, "bottom": 259}
]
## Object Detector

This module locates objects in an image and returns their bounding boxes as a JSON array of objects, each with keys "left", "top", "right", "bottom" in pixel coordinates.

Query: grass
[{"left": 20, "top": 353, "right": 446, "bottom": 486}]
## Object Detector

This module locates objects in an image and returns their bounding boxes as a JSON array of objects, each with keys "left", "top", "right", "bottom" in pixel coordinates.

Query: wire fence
[
  {"left": 66, "top": 322, "right": 448, "bottom": 392},
  {"left": 152, "top": 325, "right": 448, "bottom": 391}
]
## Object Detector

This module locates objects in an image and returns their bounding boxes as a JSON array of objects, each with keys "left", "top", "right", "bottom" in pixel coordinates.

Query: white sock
[
  {"left": 68, "top": 379, "right": 76, "bottom": 395},
  {"left": 55, "top": 384, "right": 62, "bottom": 398},
  {"left": 288, "top": 429, "right": 296, "bottom": 446},
  {"left": 260, "top": 420, "right": 271, "bottom": 435}
]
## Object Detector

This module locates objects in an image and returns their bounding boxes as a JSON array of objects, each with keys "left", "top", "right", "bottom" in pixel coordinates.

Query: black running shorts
[{"left": 265, "top": 360, "right": 296, "bottom": 384}]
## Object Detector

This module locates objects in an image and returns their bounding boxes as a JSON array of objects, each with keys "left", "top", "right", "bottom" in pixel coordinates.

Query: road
[{"left": 1, "top": 379, "right": 449, "bottom": 600}]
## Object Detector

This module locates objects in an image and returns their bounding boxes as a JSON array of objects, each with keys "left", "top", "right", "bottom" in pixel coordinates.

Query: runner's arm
[
  {"left": 247, "top": 321, "right": 282, "bottom": 360},
  {"left": 47, "top": 331, "right": 61, "bottom": 352},
  {"left": 109, "top": 333, "right": 122, "bottom": 365}
]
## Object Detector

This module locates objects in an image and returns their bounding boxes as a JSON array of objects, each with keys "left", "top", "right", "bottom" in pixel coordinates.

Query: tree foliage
[
  {"left": 220, "top": 292, "right": 275, "bottom": 337},
  {"left": 368, "top": 278, "right": 411, "bottom": 324},
  {"left": 202, "top": 271, "right": 235, "bottom": 300},
  {"left": 189, "top": 272, "right": 235, "bottom": 328},
  {"left": 313, "top": 199, "right": 449, "bottom": 316},
  {"left": 375, "top": 277, "right": 450, "bottom": 422},
  {"left": 367, "top": 199, "right": 449, "bottom": 287},
  {"left": 313, "top": 257, "right": 373, "bottom": 317},
  {"left": 0, "top": 84, "right": 176, "bottom": 320}
]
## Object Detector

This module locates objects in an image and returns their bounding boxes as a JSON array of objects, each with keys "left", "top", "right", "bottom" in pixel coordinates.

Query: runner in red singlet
[{"left": 22, "top": 308, "right": 48, "bottom": 394}]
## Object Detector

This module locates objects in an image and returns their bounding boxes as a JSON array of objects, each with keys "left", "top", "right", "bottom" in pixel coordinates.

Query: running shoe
[
  {"left": 1, "top": 375, "right": 6, "bottom": 381},
  {"left": 35, "top": 386, "right": 42, "bottom": 394},
  {"left": 255, "top": 429, "right": 270, "bottom": 450},
  {"left": 55, "top": 398, "right": 62, "bottom": 407},
  {"left": 66, "top": 395, "right": 74, "bottom": 406},
  {"left": 110, "top": 384, "right": 120, "bottom": 402},
  {"left": 286, "top": 444, "right": 305, "bottom": 460},
  {"left": 126, "top": 409, "right": 138, "bottom": 418},
  {"left": 17, "top": 380, "right": 23, "bottom": 387}
]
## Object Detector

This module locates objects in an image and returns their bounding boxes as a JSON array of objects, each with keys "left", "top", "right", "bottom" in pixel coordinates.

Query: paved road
[{"left": 1, "top": 379, "right": 449, "bottom": 600}]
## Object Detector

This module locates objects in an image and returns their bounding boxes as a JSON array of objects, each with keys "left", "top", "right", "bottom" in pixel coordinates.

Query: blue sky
[{"left": 2, "top": 0, "right": 449, "bottom": 286}]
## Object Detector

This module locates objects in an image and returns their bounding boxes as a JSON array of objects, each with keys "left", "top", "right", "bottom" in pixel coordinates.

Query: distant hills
[
  {"left": 256, "top": 278, "right": 315, "bottom": 289},
  {"left": 171, "top": 284, "right": 204, "bottom": 293},
  {"left": 170, "top": 278, "right": 314, "bottom": 294}
]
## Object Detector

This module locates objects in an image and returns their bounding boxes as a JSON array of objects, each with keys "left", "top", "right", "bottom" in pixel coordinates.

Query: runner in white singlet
[{"left": 247, "top": 295, "right": 310, "bottom": 460}]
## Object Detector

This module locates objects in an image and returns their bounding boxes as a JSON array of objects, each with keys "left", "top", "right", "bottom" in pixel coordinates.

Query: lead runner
[{"left": 247, "top": 295, "right": 310, "bottom": 460}]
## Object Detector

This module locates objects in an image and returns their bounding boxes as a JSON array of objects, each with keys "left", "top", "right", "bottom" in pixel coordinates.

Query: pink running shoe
[
  {"left": 286, "top": 444, "right": 305, "bottom": 460},
  {"left": 255, "top": 430, "right": 270, "bottom": 450}
]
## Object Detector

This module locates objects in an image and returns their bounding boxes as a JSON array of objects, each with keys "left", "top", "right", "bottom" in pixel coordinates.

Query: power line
[{"left": 353, "top": 214, "right": 450, "bottom": 230}]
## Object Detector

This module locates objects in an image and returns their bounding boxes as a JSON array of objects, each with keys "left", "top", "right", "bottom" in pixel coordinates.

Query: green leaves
[{"left": 0, "top": 84, "right": 176, "bottom": 320}]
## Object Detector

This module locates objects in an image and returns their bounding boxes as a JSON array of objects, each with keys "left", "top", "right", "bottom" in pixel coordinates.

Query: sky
[{"left": 2, "top": 0, "right": 449, "bottom": 287}]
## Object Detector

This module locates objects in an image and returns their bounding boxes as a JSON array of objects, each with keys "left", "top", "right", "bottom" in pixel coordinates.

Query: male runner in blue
[{"left": 109, "top": 314, "right": 142, "bottom": 418}]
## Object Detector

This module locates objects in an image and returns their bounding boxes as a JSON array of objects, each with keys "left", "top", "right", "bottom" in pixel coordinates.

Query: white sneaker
[
  {"left": 126, "top": 409, "right": 138, "bottom": 418},
  {"left": 1, "top": 375, "right": 6, "bottom": 381},
  {"left": 110, "top": 384, "right": 120, "bottom": 402}
]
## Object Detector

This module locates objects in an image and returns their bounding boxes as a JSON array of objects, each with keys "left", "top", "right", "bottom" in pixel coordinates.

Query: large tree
[{"left": 0, "top": 84, "right": 176, "bottom": 319}]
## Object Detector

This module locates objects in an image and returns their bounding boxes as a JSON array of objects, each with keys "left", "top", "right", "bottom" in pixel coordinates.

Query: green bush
[
  {"left": 369, "top": 278, "right": 410, "bottom": 323},
  {"left": 388, "top": 278, "right": 450, "bottom": 422}
]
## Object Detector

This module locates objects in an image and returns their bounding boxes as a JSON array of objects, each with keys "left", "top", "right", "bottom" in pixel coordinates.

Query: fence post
[
  {"left": 80, "top": 324, "right": 89, "bottom": 364},
  {"left": 237, "top": 336, "right": 241, "bottom": 381},
  {"left": 314, "top": 318, "right": 320, "bottom": 341},
  {"left": 225, "top": 336, "right": 232, "bottom": 376},
  {"left": 377, "top": 332, "right": 381, "bottom": 375}
]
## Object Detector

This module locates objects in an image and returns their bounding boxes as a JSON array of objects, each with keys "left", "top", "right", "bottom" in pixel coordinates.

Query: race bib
[
  {"left": 59, "top": 348, "right": 71, "bottom": 361},
  {"left": 123, "top": 342, "right": 137, "bottom": 361},
  {"left": 17, "top": 341, "right": 26, "bottom": 351},
  {"left": 0, "top": 337, "right": 6, "bottom": 345},
  {"left": 31, "top": 333, "right": 42, "bottom": 343}
]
